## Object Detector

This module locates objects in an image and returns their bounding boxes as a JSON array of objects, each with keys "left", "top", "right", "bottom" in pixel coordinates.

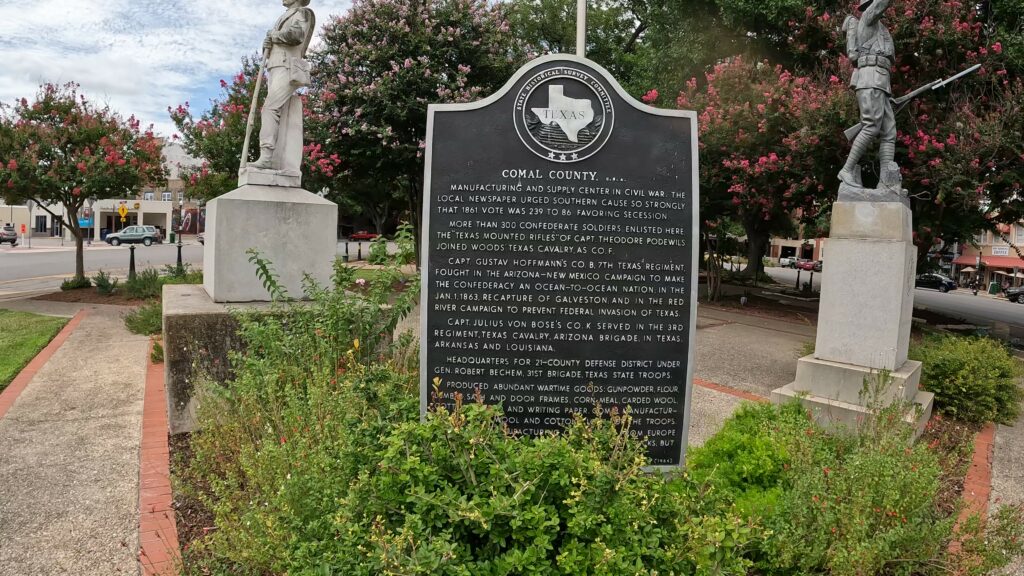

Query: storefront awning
[{"left": 952, "top": 254, "right": 1024, "bottom": 268}]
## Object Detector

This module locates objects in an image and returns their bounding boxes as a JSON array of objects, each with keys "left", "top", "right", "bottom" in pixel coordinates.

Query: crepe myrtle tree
[
  {"left": 676, "top": 57, "right": 852, "bottom": 275},
  {"left": 0, "top": 83, "right": 166, "bottom": 281},
  {"left": 306, "top": 0, "right": 527, "bottom": 256},
  {"left": 719, "top": 0, "right": 1021, "bottom": 264}
]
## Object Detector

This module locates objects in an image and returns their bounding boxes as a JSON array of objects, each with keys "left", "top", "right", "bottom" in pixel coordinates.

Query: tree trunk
[
  {"left": 407, "top": 177, "right": 423, "bottom": 267},
  {"left": 367, "top": 199, "right": 390, "bottom": 235},
  {"left": 70, "top": 219, "right": 85, "bottom": 281},
  {"left": 742, "top": 226, "right": 769, "bottom": 277}
]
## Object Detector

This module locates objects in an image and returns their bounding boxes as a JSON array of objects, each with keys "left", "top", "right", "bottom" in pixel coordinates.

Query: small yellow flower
[
  {"left": 353, "top": 338, "right": 360, "bottom": 350},
  {"left": 433, "top": 376, "right": 442, "bottom": 386}
]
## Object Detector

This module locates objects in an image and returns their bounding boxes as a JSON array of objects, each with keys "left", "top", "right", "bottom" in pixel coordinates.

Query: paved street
[
  {"left": 0, "top": 237, "right": 390, "bottom": 300},
  {"left": 762, "top": 266, "right": 1024, "bottom": 338}
]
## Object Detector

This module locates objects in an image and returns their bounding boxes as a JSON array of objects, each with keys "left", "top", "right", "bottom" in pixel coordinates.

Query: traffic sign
[
  {"left": 20, "top": 224, "right": 26, "bottom": 234},
  {"left": 117, "top": 205, "right": 128, "bottom": 218}
]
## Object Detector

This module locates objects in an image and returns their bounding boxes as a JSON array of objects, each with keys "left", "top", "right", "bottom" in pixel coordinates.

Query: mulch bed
[
  {"left": 705, "top": 293, "right": 820, "bottom": 325},
  {"left": 920, "top": 415, "right": 979, "bottom": 518},
  {"left": 34, "top": 288, "right": 145, "bottom": 306},
  {"left": 169, "top": 433, "right": 214, "bottom": 554}
]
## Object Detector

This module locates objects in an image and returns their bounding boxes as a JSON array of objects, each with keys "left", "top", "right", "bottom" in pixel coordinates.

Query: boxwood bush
[{"left": 910, "top": 335, "right": 1022, "bottom": 424}]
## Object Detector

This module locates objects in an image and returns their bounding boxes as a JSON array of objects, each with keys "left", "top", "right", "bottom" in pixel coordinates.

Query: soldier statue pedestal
[
  {"left": 203, "top": 182, "right": 336, "bottom": 303},
  {"left": 771, "top": 188, "right": 934, "bottom": 438},
  {"left": 202, "top": 0, "right": 337, "bottom": 303}
]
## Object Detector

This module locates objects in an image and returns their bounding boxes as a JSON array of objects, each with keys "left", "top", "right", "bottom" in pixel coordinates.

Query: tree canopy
[{"left": 0, "top": 83, "right": 165, "bottom": 280}]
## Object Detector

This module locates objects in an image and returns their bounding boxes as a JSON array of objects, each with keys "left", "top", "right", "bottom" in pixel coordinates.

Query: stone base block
[
  {"left": 791, "top": 354, "right": 921, "bottom": 406},
  {"left": 162, "top": 284, "right": 254, "bottom": 434},
  {"left": 772, "top": 355, "right": 933, "bottom": 439},
  {"left": 815, "top": 236, "right": 915, "bottom": 371},
  {"left": 771, "top": 382, "right": 934, "bottom": 439},
  {"left": 204, "top": 184, "right": 337, "bottom": 302},
  {"left": 163, "top": 284, "right": 416, "bottom": 434}
]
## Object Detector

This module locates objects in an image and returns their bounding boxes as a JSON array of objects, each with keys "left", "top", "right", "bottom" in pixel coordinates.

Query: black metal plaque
[{"left": 420, "top": 55, "right": 698, "bottom": 467}]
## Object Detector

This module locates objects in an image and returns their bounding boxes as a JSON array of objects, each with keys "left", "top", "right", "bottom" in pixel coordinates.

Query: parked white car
[{"left": 779, "top": 256, "right": 797, "bottom": 268}]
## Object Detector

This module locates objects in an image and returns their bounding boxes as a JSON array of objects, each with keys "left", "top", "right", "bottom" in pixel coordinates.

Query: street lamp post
[
  {"left": 177, "top": 198, "right": 184, "bottom": 271},
  {"left": 24, "top": 200, "right": 33, "bottom": 249}
]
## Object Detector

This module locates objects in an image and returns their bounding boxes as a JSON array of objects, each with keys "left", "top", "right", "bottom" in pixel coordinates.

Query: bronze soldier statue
[{"left": 839, "top": 0, "right": 898, "bottom": 190}]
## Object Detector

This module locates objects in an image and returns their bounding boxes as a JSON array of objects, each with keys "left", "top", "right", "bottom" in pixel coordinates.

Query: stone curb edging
[
  {"left": 0, "top": 309, "right": 88, "bottom": 420},
  {"left": 138, "top": 339, "right": 181, "bottom": 575}
]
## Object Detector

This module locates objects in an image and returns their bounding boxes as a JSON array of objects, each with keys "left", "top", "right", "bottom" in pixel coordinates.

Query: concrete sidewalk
[{"left": 0, "top": 303, "right": 148, "bottom": 575}]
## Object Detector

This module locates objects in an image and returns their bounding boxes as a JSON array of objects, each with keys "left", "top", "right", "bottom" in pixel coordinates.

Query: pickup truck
[
  {"left": 0, "top": 225, "right": 17, "bottom": 246},
  {"left": 779, "top": 256, "right": 797, "bottom": 268}
]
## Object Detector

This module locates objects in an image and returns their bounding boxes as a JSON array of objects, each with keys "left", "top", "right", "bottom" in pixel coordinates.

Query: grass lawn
[{"left": 0, "top": 310, "right": 68, "bottom": 392}]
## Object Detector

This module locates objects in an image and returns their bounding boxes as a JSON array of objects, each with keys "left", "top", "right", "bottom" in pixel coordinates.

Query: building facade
[{"left": 951, "top": 225, "right": 1024, "bottom": 288}]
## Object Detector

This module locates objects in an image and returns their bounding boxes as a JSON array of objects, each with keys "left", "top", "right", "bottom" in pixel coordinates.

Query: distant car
[
  {"left": 349, "top": 230, "right": 379, "bottom": 241},
  {"left": 795, "top": 259, "right": 817, "bottom": 271},
  {"left": 915, "top": 273, "right": 957, "bottom": 293},
  {"left": 0, "top": 225, "right": 17, "bottom": 246},
  {"left": 105, "top": 225, "right": 163, "bottom": 246},
  {"left": 813, "top": 260, "right": 823, "bottom": 272},
  {"left": 197, "top": 233, "right": 204, "bottom": 245},
  {"left": 1006, "top": 286, "right": 1024, "bottom": 303},
  {"left": 779, "top": 256, "right": 797, "bottom": 268}
]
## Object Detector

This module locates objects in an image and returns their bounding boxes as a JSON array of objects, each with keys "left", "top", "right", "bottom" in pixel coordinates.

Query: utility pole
[{"left": 576, "top": 0, "right": 586, "bottom": 57}]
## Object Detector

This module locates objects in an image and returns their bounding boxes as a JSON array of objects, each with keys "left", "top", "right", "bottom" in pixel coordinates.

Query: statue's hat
[{"left": 858, "top": 0, "right": 873, "bottom": 11}]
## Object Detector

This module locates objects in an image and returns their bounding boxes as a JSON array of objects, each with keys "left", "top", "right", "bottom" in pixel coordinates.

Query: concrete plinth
[
  {"left": 204, "top": 185, "right": 337, "bottom": 302},
  {"left": 162, "top": 284, "right": 250, "bottom": 433},
  {"left": 771, "top": 195, "right": 933, "bottom": 438}
]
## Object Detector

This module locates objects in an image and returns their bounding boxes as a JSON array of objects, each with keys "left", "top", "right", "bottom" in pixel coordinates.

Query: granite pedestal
[
  {"left": 204, "top": 183, "right": 337, "bottom": 302},
  {"left": 771, "top": 186, "right": 933, "bottom": 437}
]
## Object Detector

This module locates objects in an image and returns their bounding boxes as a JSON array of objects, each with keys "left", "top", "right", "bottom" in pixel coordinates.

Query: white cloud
[{"left": 0, "top": 0, "right": 352, "bottom": 137}]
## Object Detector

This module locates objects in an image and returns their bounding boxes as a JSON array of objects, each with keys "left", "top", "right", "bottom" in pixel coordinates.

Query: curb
[
  {"left": 960, "top": 422, "right": 996, "bottom": 520},
  {"left": 693, "top": 376, "right": 770, "bottom": 404},
  {"left": 0, "top": 309, "right": 88, "bottom": 420},
  {"left": 948, "top": 421, "right": 996, "bottom": 555},
  {"left": 138, "top": 339, "right": 180, "bottom": 575}
]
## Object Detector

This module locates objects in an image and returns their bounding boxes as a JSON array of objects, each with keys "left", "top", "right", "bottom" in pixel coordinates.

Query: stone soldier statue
[
  {"left": 838, "top": 0, "right": 898, "bottom": 189},
  {"left": 249, "top": 0, "right": 316, "bottom": 172}
]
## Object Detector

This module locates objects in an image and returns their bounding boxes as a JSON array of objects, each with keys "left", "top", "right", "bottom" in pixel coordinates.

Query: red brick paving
[
  {"left": 0, "top": 310, "right": 88, "bottom": 420},
  {"left": 138, "top": 340, "right": 180, "bottom": 576},
  {"left": 693, "top": 376, "right": 770, "bottom": 403}
]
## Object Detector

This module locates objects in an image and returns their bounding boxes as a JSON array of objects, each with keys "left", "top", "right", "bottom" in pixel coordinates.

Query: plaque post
[{"left": 576, "top": 0, "right": 586, "bottom": 57}]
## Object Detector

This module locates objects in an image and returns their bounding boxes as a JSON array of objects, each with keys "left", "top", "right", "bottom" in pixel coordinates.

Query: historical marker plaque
[{"left": 420, "top": 55, "right": 698, "bottom": 467}]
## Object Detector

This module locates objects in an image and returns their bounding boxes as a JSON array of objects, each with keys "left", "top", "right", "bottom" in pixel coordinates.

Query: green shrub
[
  {"left": 910, "top": 335, "right": 1022, "bottom": 424},
  {"left": 125, "top": 268, "right": 162, "bottom": 300},
  {"left": 367, "top": 234, "right": 388, "bottom": 264},
  {"left": 394, "top": 221, "right": 416, "bottom": 265},
  {"left": 179, "top": 262, "right": 757, "bottom": 575},
  {"left": 91, "top": 270, "right": 119, "bottom": 295},
  {"left": 162, "top": 263, "right": 204, "bottom": 285},
  {"left": 150, "top": 339, "right": 164, "bottom": 363},
  {"left": 60, "top": 276, "right": 91, "bottom": 290},
  {"left": 124, "top": 301, "right": 162, "bottom": 335},
  {"left": 689, "top": 398, "right": 958, "bottom": 575}
]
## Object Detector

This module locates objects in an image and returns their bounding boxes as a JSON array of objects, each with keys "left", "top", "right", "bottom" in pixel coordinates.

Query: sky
[{"left": 0, "top": 0, "right": 353, "bottom": 138}]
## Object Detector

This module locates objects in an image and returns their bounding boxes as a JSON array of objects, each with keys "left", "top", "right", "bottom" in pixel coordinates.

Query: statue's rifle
[
  {"left": 239, "top": 47, "right": 271, "bottom": 173},
  {"left": 843, "top": 63, "right": 982, "bottom": 142}
]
